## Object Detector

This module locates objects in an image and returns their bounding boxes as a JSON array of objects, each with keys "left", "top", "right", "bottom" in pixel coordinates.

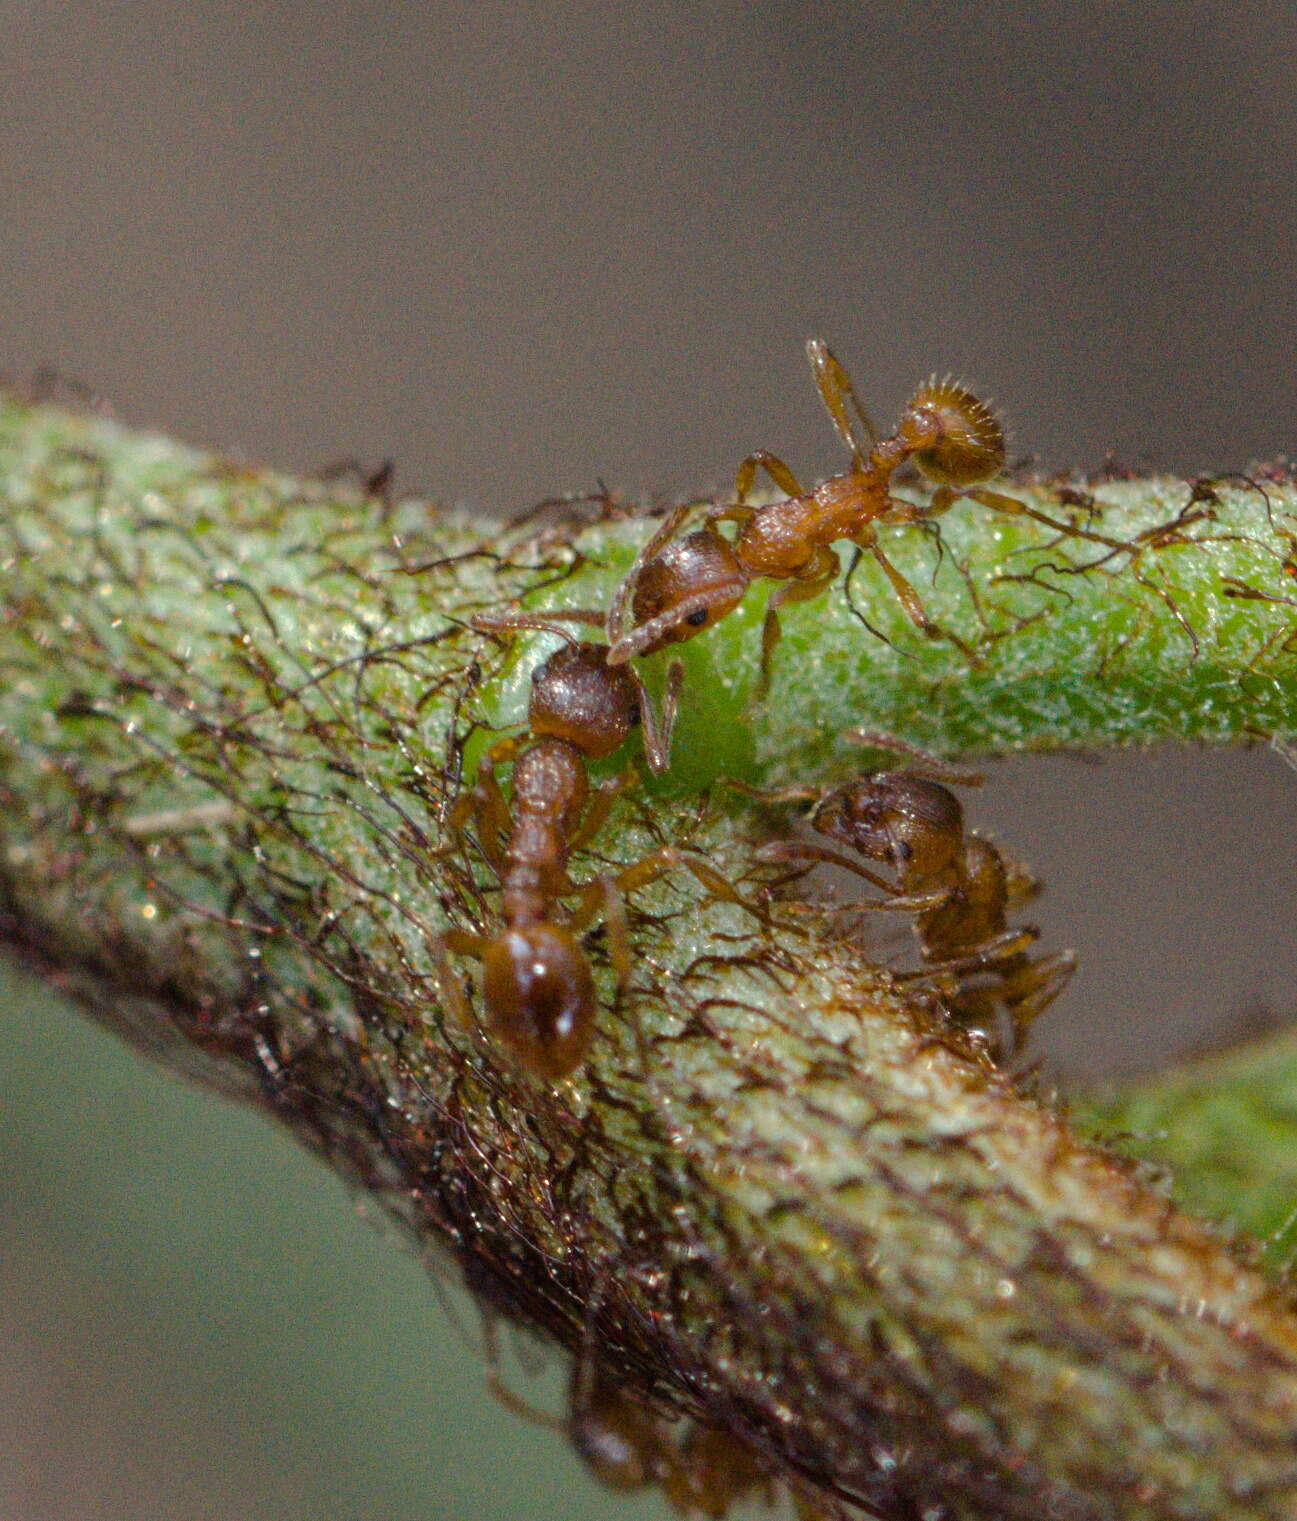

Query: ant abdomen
[
  {"left": 900, "top": 377, "right": 1006, "bottom": 487},
  {"left": 481, "top": 923, "right": 596, "bottom": 1081}
]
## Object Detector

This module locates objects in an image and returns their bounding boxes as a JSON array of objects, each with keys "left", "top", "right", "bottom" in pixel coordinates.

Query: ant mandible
[
  {"left": 602, "top": 340, "right": 1056, "bottom": 684},
  {"left": 743, "top": 732, "right": 1076, "bottom": 1056},
  {"left": 434, "top": 613, "right": 741, "bottom": 1081}
]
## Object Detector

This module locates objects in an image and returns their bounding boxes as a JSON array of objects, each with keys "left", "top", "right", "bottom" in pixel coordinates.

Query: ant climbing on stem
[
  {"left": 491, "top": 1353, "right": 835, "bottom": 1520},
  {"left": 433, "top": 612, "right": 747, "bottom": 1080},
  {"left": 737, "top": 732, "right": 1075, "bottom": 1056},
  {"left": 600, "top": 340, "right": 1106, "bottom": 687}
]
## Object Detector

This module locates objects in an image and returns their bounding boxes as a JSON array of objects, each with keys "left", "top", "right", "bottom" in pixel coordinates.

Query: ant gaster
[
  {"left": 601, "top": 341, "right": 1051, "bottom": 683},
  {"left": 435, "top": 613, "right": 739, "bottom": 1081},
  {"left": 745, "top": 732, "right": 1075, "bottom": 1055}
]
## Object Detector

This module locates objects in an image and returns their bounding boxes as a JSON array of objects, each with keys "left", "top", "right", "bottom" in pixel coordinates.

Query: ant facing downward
[
  {"left": 599, "top": 340, "right": 1091, "bottom": 687},
  {"left": 434, "top": 613, "right": 744, "bottom": 1081}
]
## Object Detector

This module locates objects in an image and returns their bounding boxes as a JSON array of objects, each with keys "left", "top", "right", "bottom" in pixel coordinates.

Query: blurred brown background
[{"left": 2, "top": 3, "right": 1295, "bottom": 1518}]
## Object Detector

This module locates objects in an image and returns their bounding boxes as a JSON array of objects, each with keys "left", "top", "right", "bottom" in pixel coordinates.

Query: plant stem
[{"left": 4, "top": 397, "right": 1297, "bottom": 1519}]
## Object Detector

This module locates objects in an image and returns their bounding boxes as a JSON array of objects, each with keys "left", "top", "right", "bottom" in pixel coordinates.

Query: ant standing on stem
[
  {"left": 739, "top": 732, "right": 1075, "bottom": 1057},
  {"left": 598, "top": 339, "right": 1116, "bottom": 688},
  {"left": 434, "top": 612, "right": 746, "bottom": 1081}
]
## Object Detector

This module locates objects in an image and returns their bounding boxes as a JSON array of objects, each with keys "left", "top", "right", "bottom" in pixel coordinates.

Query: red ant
[
  {"left": 739, "top": 733, "right": 1075, "bottom": 1055},
  {"left": 600, "top": 341, "right": 1081, "bottom": 684},
  {"left": 434, "top": 613, "right": 742, "bottom": 1080}
]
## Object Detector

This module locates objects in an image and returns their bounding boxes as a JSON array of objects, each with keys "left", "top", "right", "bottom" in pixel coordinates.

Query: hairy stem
[{"left": 4, "top": 397, "right": 1297, "bottom": 1520}]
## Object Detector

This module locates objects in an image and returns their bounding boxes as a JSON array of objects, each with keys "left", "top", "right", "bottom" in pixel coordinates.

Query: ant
[
  {"left": 601, "top": 340, "right": 1096, "bottom": 686},
  {"left": 494, "top": 1354, "right": 835, "bottom": 1520},
  {"left": 434, "top": 612, "right": 742, "bottom": 1080},
  {"left": 738, "top": 733, "right": 1075, "bottom": 1056}
]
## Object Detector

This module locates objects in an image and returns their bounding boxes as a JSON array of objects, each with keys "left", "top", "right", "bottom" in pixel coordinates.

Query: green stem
[
  {"left": 4, "top": 395, "right": 1297, "bottom": 1519},
  {"left": 1077, "top": 1026, "right": 1297, "bottom": 1274}
]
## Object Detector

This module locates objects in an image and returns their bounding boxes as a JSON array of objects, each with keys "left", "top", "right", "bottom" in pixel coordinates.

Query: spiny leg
[
  {"left": 805, "top": 338, "right": 877, "bottom": 465},
  {"left": 735, "top": 449, "right": 804, "bottom": 505}
]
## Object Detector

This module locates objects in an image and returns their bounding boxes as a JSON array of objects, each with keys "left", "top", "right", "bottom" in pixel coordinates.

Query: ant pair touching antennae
[
  {"left": 737, "top": 732, "right": 1075, "bottom": 1057},
  {"left": 599, "top": 340, "right": 1100, "bottom": 688},
  {"left": 433, "top": 612, "right": 747, "bottom": 1081}
]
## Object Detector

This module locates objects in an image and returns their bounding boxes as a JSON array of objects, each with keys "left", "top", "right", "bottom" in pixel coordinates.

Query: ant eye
[
  {"left": 628, "top": 703, "right": 641, "bottom": 725},
  {"left": 685, "top": 608, "right": 709, "bottom": 627}
]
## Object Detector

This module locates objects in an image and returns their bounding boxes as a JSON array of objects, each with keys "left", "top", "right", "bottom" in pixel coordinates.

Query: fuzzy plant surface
[{"left": 4, "top": 393, "right": 1297, "bottom": 1520}]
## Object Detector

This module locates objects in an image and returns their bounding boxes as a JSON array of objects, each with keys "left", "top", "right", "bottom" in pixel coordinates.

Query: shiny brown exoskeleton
[
  {"left": 567, "top": 1367, "right": 837, "bottom": 1520},
  {"left": 436, "top": 616, "right": 738, "bottom": 1080},
  {"left": 598, "top": 340, "right": 1111, "bottom": 686},
  {"left": 487, "top": 1344, "right": 842, "bottom": 1518},
  {"left": 748, "top": 732, "right": 1075, "bottom": 1055}
]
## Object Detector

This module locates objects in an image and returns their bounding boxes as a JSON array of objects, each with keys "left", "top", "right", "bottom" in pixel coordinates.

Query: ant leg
[
  {"left": 608, "top": 501, "right": 704, "bottom": 641},
  {"left": 927, "top": 484, "right": 1129, "bottom": 553},
  {"left": 570, "top": 844, "right": 766, "bottom": 941},
  {"left": 432, "top": 928, "right": 488, "bottom": 1027},
  {"left": 452, "top": 736, "right": 523, "bottom": 869},
  {"left": 721, "top": 777, "right": 824, "bottom": 807},
  {"left": 472, "top": 609, "right": 602, "bottom": 642},
  {"left": 633, "top": 660, "right": 682, "bottom": 776},
  {"left": 569, "top": 768, "right": 639, "bottom": 852},
  {"left": 735, "top": 450, "right": 804, "bottom": 505},
  {"left": 856, "top": 533, "right": 980, "bottom": 662},
  {"left": 1003, "top": 949, "right": 1077, "bottom": 1049},
  {"left": 755, "top": 839, "right": 946, "bottom": 908},
  {"left": 843, "top": 729, "right": 985, "bottom": 787},
  {"left": 702, "top": 502, "right": 755, "bottom": 528},
  {"left": 806, "top": 338, "right": 878, "bottom": 465},
  {"left": 757, "top": 545, "right": 839, "bottom": 693},
  {"left": 482, "top": 1317, "right": 566, "bottom": 1432}
]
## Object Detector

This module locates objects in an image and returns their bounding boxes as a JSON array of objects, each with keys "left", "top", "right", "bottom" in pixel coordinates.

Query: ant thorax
[{"left": 733, "top": 492, "right": 833, "bottom": 578}]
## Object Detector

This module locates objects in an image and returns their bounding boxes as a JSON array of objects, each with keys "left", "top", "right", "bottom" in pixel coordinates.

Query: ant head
[
  {"left": 900, "top": 378, "right": 1005, "bottom": 487},
  {"left": 481, "top": 923, "right": 596, "bottom": 1081},
  {"left": 814, "top": 771, "right": 964, "bottom": 877},
  {"left": 530, "top": 641, "right": 640, "bottom": 759},
  {"left": 628, "top": 529, "right": 748, "bottom": 654}
]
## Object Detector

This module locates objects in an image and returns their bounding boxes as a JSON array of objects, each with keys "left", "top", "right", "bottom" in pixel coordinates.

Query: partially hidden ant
[
  {"left": 434, "top": 612, "right": 746, "bottom": 1080},
  {"left": 599, "top": 340, "right": 1053, "bottom": 684},
  {"left": 739, "top": 732, "right": 1075, "bottom": 1056},
  {"left": 493, "top": 1355, "right": 837, "bottom": 1520}
]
